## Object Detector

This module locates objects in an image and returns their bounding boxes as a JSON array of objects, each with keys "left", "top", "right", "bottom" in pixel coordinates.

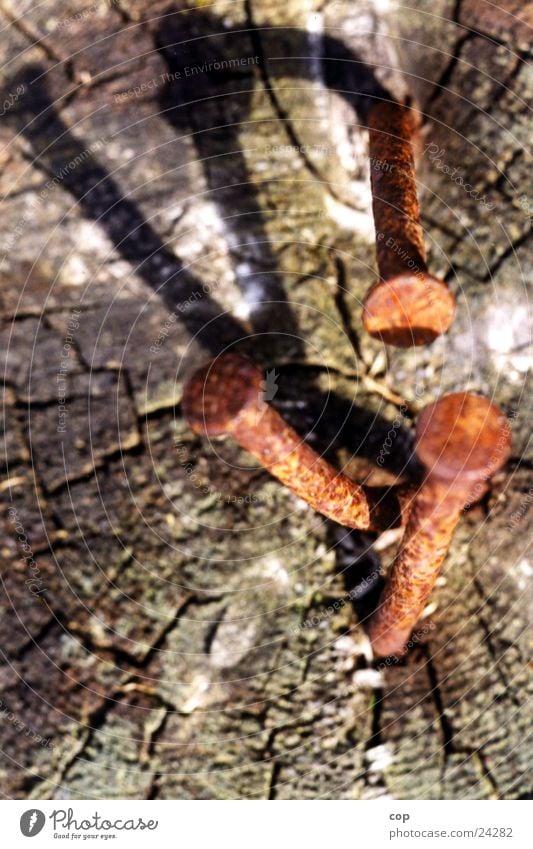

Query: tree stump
[{"left": 0, "top": 0, "right": 530, "bottom": 799}]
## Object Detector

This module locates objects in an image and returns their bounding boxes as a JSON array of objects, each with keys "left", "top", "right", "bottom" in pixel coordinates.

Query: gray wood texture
[{"left": 0, "top": 0, "right": 531, "bottom": 799}]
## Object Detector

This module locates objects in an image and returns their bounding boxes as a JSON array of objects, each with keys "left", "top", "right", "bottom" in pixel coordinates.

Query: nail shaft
[
  {"left": 182, "top": 354, "right": 414, "bottom": 533},
  {"left": 370, "top": 102, "right": 426, "bottom": 280},
  {"left": 363, "top": 101, "right": 456, "bottom": 347},
  {"left": 368, "top": 393, "right": 511, "bottom": 657}
]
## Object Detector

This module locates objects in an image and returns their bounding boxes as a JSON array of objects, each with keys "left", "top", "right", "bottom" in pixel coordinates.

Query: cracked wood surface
[{"left": 0, "top": 0, "right": 531, "bottom": 799}]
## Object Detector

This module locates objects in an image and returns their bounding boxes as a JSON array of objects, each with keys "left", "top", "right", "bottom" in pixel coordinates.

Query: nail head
[
  {"left": 182, "top": 353, "right": 263, "bottom": 436},
  {"left": 363, "top": 273, "right": 456, "bottom": 347},
  {"left": 415, "top": 392, "right": 511, "bottom": 484}
]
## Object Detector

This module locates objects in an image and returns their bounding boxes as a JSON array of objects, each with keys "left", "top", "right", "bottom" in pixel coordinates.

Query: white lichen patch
[
  {"left": 75, "top": 220, "right": 113, "bottom": 255},
  {"left": 231, "top": 272, "right": 268, "bottom": 321},
  {"left": 175, "top": 199, "right": 230, "bottom": 268},
  {"left": 260, "top": 555, "right": 291, "bottom": 589},
  {"left": 209, "top": 617, "right": 259, "bottom": 669},
  {"left": 60, "top": 254, "right": 90, "bottom": 286},
  {"left": 516, "top": 557, "right": 533, "bottom": 592},
  {"left": 353, "top": 667, "right": 385, "bottom": 689},
  {"left": 420, "top": 601, "right": 438, "bottom": 619},
  {"left": 324, "top": 193, "right": 375, "bottom": 239},
  {"left": 484, "top": 301, "right": 531, "bottom": 374},
  {"left": 365, "top": 742, "right": 394, "bottom": 771},
  {"left": 350, "top": 630, "right": 374, "bottom": 662},
  {"left": 373, "top": 527, "right": 403, "bottom": 551},
  {"left": 180, "top": 673, "right": 212, "bottom": 713},
  {"left": 293, "top": 496, "right": 311, "bottom": 511},
  {"left": 519, "top": 559, "right": 532, "bottom": 577}
]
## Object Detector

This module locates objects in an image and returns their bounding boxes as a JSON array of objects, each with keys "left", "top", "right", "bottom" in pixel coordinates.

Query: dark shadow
[
  {"left": 7, "top": 13, "right": 391, "bottom": 363},
  {"left": 273, "top": 362, "right": 422, "bottom": 608},
  {"left": 5, "top": 16, "right": 411, "bottom": 623},
  {"left": 328, "top": 524, "right": 387, "bottom": 626},
  {"left": 155, "top": 7, "right": 391, "bottom": 360},
  {"left": 152, "top": 7, "right": 409, "bottom": 615},
  {"left": 7, "top": 63, "right": 245, "bottom": 355},
  {"left": 273, "top": 363, "right": 421, "bottom": 479},
  {"left": 156, "top": 20, "right": 302, "bottom": 358}
]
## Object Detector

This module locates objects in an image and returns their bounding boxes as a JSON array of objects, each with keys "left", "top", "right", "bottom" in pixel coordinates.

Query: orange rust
[
  {"left": 182, "top": 354, "right": 414, "bottom": 533},
  {"left": 362, "top": 101, "right": 456, "bottom": 347},
  {"left": 368, "top": 393, "right": 512, "bottom": 657}
]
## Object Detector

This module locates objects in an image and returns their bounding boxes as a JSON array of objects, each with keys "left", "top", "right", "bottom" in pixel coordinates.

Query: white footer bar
[{"left": 2, "top": 799, "right": 530, "bottom": 848}]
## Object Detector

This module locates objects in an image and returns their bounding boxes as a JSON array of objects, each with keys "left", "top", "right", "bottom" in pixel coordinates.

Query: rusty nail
[
  {"left": 363, "top": 100, "right": 456, "bottom": 347},
  {"left": 182, "top": 353, "right": 414, "bottom": 532},
  {"left": 367, "top": 392, "right": 512, "bottom": 657}
]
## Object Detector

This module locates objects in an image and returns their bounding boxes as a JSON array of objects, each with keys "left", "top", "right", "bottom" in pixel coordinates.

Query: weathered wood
[{"left": 0, "top": 0, "right": 531, "bottom": 799}]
